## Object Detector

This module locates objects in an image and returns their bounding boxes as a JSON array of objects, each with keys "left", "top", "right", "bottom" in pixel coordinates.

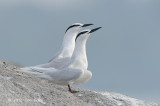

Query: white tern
[
  {"left": 17, "top": 27, "right": 101, "bottom": 93},
  {"left": 35, "top": 23, "right": 93, "bottom": 69}
]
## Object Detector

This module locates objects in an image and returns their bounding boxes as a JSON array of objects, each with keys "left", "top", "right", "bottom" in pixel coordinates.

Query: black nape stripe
[
  {"left": 65, "top": 25, "right": 81, "bottom": 33},
  {"left": 75, "top": 31, "right": 88, "bottom": 41}
]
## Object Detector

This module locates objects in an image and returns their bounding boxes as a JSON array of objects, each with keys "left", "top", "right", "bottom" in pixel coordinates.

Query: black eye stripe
[
  {"left": 75, "top": 31, "right": 88, "bottom": 41},
  {"left": 65, "top": 25, "right": 81, "bottom": 33}
]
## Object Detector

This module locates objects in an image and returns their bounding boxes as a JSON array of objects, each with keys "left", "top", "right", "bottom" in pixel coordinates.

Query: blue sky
[{"left": 0, "top": 0, "right": 160, "bottom": 103}]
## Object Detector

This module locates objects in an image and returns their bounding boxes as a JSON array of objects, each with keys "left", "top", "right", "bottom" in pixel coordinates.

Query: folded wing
[{"left": 17, "top": 66, "right": 83, "bottom": 84}]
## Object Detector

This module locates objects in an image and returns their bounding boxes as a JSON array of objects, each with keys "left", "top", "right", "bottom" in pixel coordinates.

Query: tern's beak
[
  {"left": 90, "top": 27, "right": 102, "bottom": 33},
  {"left": 82, "top": 24, "right": 93, "bottom": 27}
]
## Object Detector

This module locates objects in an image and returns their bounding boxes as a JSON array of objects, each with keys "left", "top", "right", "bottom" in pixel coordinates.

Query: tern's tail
[{"left": 16, "top": 67, "right": 44, "bottom": 75}]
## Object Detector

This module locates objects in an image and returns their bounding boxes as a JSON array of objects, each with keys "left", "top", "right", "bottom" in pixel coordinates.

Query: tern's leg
[{"left": 68, "top": 84, "right": 79, "bottom": 93}]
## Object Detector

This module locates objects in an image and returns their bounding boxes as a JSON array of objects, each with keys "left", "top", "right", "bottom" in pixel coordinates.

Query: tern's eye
[{"left": 75, "top": 31, "right": 88, "bottom": 41}]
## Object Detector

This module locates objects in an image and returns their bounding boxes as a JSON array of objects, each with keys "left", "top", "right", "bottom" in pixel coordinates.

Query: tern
[
  {"left": 18, "top": 27, "right": 101, "bottom": 93},
  {"left": 35, "top": 23, "right": 93, "bottom": 69}
]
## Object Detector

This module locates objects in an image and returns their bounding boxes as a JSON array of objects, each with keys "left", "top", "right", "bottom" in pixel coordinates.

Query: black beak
[
  {"left": 90, "top": 27, "right": 102, "bottom": 33},
  {"left": 82, "top": 24, "right": 93, "bottom": 27}
]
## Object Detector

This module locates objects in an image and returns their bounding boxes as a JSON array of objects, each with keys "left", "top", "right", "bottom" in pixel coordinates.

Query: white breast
[{"left": 73, "top": 70, "right": 92, "bottom": 85}]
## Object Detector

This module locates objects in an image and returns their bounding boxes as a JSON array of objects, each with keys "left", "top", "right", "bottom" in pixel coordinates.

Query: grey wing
[
  {"left": 18, "top": 67, "right": 59, "bottom": 80},
  {"left": 19, "top": 67, "right": 83, "bottom": 83},
  {"left": 16, "top": 66, "right": 47, "bottom": 75},
  {"left": 44, "top": 67, "right": 83, "bottom": 82},
  {"left": 46, "top": 57, "right": 71, "bottom": 69},
  {"left": 28, "top": 57, "right": 71, "bottom": 69}
]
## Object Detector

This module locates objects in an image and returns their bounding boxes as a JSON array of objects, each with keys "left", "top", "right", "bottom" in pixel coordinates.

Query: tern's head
[
  {"left": 75, "top": 27, "right": 102, "bottom": 42},
  {"left": 65, "top": 23, "right": 93, "bottom": 34}
]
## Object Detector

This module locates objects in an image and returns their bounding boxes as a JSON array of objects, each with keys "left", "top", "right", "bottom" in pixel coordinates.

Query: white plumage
[
  {"left": 17, "top": 26, "right": 101, "bottom": 93},
  {"left": 36, "top": 23, "right": 93, "bottom": 69}
]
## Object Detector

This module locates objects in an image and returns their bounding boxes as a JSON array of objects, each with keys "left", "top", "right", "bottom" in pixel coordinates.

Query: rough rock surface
[{"left": 0, "top": 60, "right": 159, "bottom": 106}]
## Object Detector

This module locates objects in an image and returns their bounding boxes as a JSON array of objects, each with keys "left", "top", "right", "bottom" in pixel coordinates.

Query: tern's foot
[
  {"left": 68, "top": 84, "right": 79, "bottom": 93},
  {"left": 69, "top": 90, "right": 79, "bottom": 93}
]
